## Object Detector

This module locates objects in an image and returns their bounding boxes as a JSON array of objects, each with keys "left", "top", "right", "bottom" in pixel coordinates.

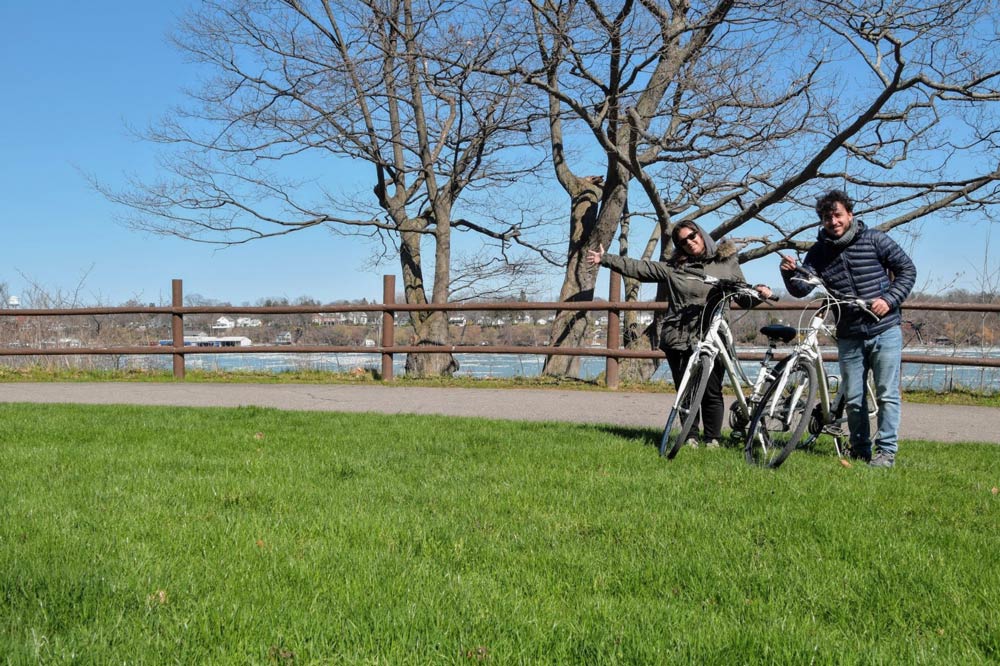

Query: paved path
[{"left": 2, "top": 382, "right": 997, "bottom": 444}]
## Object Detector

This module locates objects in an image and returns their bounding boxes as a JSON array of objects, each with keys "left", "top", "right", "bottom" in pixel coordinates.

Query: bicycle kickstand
[{"left": 832, "top": 433, "right": 848, "bottom": 459}]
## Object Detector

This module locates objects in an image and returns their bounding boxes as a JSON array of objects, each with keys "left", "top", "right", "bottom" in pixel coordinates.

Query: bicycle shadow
[{"left": 594, "top": 424, "right": 661, "bottom": 448}]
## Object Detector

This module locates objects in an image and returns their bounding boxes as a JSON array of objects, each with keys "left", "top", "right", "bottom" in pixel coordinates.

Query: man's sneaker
[
  {"left": 705, "top": 439, "right": 721, "bottom": 449},
  {"left": 685, "top": 437, "right": 700, "bottom": 449},
  {"left": 868, "top": 451, "right": 896, "bottom": 468}
]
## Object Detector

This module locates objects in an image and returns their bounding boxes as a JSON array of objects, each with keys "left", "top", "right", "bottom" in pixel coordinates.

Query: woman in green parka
[{"left": 586, "top": 221, "right": 772, "bottom": 448}]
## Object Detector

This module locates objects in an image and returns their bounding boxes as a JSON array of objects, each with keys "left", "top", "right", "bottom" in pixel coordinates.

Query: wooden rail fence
[{"left": 1, "top": 275, "right": 999, "bottom": 388}]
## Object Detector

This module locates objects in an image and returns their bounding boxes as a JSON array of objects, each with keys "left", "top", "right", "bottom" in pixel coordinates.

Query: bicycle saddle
[{"left": 760, "top": 324, "right": 797, "bottom": 343}]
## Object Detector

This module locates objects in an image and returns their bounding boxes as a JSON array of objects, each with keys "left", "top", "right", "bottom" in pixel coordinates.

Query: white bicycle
[
  {"left": 659, "top": 272, "right": 782, "bottom": 458},
  {"left": 744, "top": 267, "right": 879, "bottom": 469}
]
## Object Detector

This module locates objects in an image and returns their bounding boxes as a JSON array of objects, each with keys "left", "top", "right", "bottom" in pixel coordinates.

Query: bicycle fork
[{"left": 814, "top": 361, "right": 851, "bottom": 457}]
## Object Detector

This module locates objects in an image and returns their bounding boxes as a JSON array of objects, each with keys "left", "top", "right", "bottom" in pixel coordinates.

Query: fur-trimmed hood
[{"left": 713, "top": 238, "right": 738, "bottom": 260}]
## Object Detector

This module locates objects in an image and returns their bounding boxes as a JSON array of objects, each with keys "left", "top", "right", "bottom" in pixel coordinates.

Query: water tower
[{"left": 6, "top": 296, "right": 19, "bottom": 309}]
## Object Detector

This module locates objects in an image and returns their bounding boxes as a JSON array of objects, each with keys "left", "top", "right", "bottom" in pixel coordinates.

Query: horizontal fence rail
[{"left": 1, "top": 276, "right": 999, "bottom": 386}]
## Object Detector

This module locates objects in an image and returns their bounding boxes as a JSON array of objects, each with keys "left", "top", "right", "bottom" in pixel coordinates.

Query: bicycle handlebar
[
  {"left": 788, "top": 266, "right": 880, "bottom": 321},
  {"left": 676, "top": 266, "right": 779, "bottom": 302}
]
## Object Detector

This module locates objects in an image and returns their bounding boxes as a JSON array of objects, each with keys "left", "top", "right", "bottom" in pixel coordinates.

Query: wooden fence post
[
  {"left": 381, "top": 275, "right": 395, "bottom": 381},
  {"left": 606, "top": 271, "right": 621, "bottom": 389},
  {"left": 172, "top": 279, "right": 185, "bottom": 380}
]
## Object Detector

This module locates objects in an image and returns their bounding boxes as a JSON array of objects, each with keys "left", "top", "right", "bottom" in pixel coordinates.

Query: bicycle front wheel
[
  {"left": 745, "top": 359, "right": 817, "bottom": 469},
  {"left": 660, "top": 354, "right": 714, "bottom": 459}
]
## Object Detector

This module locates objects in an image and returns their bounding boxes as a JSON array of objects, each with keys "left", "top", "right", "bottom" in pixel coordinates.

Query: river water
[{"left": 127, "top": 346, "right": 1000, "bottom": 392}]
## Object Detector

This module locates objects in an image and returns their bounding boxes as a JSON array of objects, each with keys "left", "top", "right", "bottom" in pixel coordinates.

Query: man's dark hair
[{"left": 815, "top": 190, "right": 853, "bottom": 219}]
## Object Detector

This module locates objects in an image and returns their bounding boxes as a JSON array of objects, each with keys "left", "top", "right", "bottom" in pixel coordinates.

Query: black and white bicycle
[
  {"left": 659, "top": 272, "right": 783, "bottom": 458},
  {"left": 743, "top": 267, "right": 879, "bottom": 469}
]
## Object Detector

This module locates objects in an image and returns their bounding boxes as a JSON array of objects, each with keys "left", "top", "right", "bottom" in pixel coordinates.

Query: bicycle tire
[
  {"left": 660, "top": 355, "right": 714, "bottom": 459},
  {"left": 744, "top": 358, "right": 817, "bottom": 469}
]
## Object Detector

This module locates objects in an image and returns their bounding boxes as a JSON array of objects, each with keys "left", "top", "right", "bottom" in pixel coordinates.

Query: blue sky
[
  {"left": 0, "top": 1, "right": 387, "bottom": 307},
  {"left": 0, "top": 2, "right": 995, "bottom": 308}
]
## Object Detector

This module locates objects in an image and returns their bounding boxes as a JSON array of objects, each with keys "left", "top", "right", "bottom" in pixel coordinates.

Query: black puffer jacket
[
  {"left": 600, "top": 237, "right": 755, "bottom": 351},
  {"left": 781, "top": 220, "right": 916, "bottom": 339}
]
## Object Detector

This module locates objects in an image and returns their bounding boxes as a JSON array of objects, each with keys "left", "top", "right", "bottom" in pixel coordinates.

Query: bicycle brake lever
[
  {"left": 859, "top": 301, "right": 881, "bottom": 321},
  {"left": 791, "top": 274, "right": 823, "bottom": 288},
  {"left": 746, "top": 288, "right": 779, "bottom": 302}
]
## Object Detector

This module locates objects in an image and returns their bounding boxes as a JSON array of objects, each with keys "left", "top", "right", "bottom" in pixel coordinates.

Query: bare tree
[
  {"left": 96, "top": 0, "right": 555, "bottom": 377},
  {"left": 96, "top": 0, "right": 1000, "bottom": 381},
  {"left": 489, "top": 0, "right": 1000, "bottom": 378}
]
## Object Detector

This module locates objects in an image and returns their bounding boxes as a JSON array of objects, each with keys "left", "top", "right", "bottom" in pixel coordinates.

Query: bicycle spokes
[{"left": 745, "top": 360, "right": 818, "bottom": 468}]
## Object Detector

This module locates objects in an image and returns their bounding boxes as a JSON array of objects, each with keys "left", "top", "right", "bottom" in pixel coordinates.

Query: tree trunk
[
  {"left": 397, "top": 226, "right": 458, "bottom": 378},
  {"left": 542, "top": 166, "right": 629, "bottom": 377},
  {"left": 542, "top": 176, "right": 604, "bottom": 377},
  {"left": 619, "top": 219, "right": 670, "bottom": 382},
  {"left": 404, "top": 310, "right": 459, "bottom": 377},
  {"left": 618, "top": 325, "right": 659, "bottom": 382}
]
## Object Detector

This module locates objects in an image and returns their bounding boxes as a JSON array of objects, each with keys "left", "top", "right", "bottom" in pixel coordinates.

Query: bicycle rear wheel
[
  {"left": 745, "top": 358, "right": 817, "bottom": 469},
  {"left": 660, "top": 355, "right": 714, "bottom": 459}
]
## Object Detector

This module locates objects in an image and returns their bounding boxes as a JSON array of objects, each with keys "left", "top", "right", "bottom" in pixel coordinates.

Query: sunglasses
[{"left": 676, "top": 231, "right": 700, "bottom": 244}]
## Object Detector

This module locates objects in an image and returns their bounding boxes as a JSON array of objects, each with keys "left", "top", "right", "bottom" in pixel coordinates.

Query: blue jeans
[{"left": 837, "top": 326, "right": 903, "bottom": 455}]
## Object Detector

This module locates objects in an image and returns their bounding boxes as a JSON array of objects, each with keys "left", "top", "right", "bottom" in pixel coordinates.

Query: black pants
[{"left": 665, "top": 348, "right": 725, "bottom": 440}]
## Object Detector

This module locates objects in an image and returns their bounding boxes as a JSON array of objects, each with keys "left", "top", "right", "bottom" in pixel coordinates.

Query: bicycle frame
[
  {"left": 755, "top": 274, "right": 880, "bottom": 460},
  {"left": 674, "top": 299, "right": 767, "bottom": 411},
  {"left": 661, "top": 278, "right": 778, "bottom": 457},
  {"left": 765, "top": 312, "right": 827, "bottom": 420}
]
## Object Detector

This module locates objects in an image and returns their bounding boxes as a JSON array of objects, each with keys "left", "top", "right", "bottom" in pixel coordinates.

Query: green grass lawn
[{"left": 1, "top": 404, "right": 997, "bottom": 664}]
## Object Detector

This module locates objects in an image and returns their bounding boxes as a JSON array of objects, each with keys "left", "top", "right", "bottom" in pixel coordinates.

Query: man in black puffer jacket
[{"left": 780, "top": 190, "right": 916, "bottom": 468}]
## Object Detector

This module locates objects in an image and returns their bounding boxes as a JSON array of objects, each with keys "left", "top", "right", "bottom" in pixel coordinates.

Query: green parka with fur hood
[{"left": 599, "top": 226, "right": 753, "bottom": 352}]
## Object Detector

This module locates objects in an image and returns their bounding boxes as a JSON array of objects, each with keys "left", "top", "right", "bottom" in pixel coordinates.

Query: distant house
[
  {"left": 312, "top": 313, "right": 343, "bottom": 326},
  {"left": 275, "top": 332, "right": 293, "bottom": 345},
  {"left": 448, "top": 315, "right": 467, "bottom": 326},
  {"left": 41, "top": 338, "right": 82, "bottom": 348},
  {"left": 236, "top": 317, "right": 263, "bottom": 328},
  {"left": 312, "top": 312, "right": 369, "bottom": 326},
  {"left": 158, "top": 335, "right": 252, "bottom": 347},
  {"left": 212, "top": 316, "right": 235, "bottom": 331}
]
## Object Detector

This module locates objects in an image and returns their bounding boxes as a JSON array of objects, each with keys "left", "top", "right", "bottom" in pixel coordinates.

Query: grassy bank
[
  {"left": 1, "top": 365, "right": 998, "bottom": 406},
  {"left": 0, "top": 366, "right": 609, "bottom": 391},
  {"left": 1, "top": 403, "right": 997, "bottom": 663}
]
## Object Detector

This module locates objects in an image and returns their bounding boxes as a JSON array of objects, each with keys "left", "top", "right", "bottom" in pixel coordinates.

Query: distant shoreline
[{"left": 102, "top": 348, "right": 1000, "bottom": 392}]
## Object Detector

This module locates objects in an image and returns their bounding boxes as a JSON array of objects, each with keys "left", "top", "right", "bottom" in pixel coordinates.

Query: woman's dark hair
[
  {"left": 815, "top": 190, "right": 853, "bottom": 219},
  {"left": 670, "top": 220, "right": 701, "bottom": 249}
]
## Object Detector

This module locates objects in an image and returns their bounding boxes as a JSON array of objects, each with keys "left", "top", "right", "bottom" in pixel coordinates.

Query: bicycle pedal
[{"left": 822, "top": 425, "right": 846, "bottom": 436}]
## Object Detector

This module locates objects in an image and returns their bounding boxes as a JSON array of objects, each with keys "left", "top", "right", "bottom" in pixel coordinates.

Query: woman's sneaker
[
  {"left": 849, "top": 448, "right": 872, "bottom": 463},
  {"left": 868, "top": 451, "right": 896, "bottom": 468},
  {"left": 705, "top": 439, "right": 721, "bottom": 449},
  {"left": 685, "top": 437, "right": 699, "bottom": 449}
]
